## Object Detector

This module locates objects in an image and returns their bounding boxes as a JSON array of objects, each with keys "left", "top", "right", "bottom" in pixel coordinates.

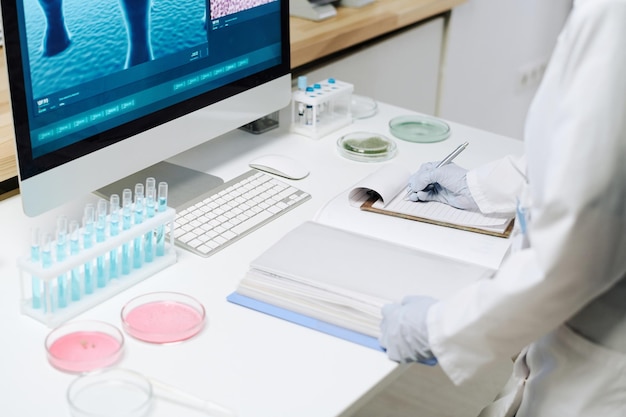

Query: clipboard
[{"left": 360, "top": 195, "right": 515, "bottom": 238}]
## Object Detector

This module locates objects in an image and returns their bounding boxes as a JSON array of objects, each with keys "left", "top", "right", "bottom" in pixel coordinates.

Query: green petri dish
[
  {"left": 389, "top": 115, "right": 451, "bottom": 143},
  {"left": 337, "top": 131, "right": 397, "bottom": 162}
]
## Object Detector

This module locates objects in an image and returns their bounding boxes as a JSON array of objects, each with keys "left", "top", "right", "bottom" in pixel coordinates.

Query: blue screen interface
[{"left": 16, "top": 0, "right": 282, "bottom": 159}]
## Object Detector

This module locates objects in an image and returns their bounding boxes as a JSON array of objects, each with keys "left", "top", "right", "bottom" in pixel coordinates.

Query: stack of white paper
[{"left": 235, "top": 221, "right": 495, "bottom": 339}]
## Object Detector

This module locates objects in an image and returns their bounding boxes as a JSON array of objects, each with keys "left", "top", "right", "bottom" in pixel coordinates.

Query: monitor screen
[{"left": 1, "top": 0, "right": 291, "bottom": 216}]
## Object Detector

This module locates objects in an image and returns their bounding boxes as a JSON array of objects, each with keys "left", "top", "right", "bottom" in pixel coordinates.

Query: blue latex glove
[
  {"left": 407, "top": 162, "right": 479, "bottom": 211},
  {"left": 379, "top": 295, "right": 438, "bottom": 364}
]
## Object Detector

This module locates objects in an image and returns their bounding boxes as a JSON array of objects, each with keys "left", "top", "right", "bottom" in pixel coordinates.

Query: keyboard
[{"left": 172, "top": 169, "right": 311, "bottom": 257}]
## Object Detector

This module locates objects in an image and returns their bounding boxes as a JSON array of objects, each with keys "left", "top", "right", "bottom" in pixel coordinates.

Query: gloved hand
[
  {"left": 407, "top": 162, "right": 479, "bottom": 211},
  {"left": 379, "top": 295, "right": 437, "bottom": 364}
]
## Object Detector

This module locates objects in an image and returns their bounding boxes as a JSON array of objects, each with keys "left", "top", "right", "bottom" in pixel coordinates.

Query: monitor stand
[{"left": 95, "top": 161, "right": 224, "bottom": 210}]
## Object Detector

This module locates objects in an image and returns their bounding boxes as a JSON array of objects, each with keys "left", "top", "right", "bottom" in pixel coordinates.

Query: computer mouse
[{"left": 249, "top": 154, "right": 309, "bottom": 180}]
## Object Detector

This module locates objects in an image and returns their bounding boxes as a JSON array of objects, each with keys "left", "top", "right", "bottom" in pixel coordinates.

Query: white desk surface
[{"left": 0, "top": 101, "right": 523, "bottom": 417}]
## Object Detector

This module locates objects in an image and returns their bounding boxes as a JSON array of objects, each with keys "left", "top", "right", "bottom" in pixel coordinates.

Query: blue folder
[
  {"left": 226, "top": 292, "right": 384, "bottom": 351},
  {"left": 227, "top": 292, "right": 437, "bottom": 366}
]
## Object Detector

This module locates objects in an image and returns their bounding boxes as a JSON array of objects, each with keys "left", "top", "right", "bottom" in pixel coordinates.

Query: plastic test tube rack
[
  {"left": 18, "top": 207, "right": 177, "bottom": 327},
  {"left": 291, "top": 78, "right": 353, "bottom": 139}
]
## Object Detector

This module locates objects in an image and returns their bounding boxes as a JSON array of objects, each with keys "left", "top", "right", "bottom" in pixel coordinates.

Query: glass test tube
[
  {"left": 30, "top": 227, "right": 42, "bottom": 309},
  {"left": 133, "top": 183, "right": 144, "bottom": 269},
  {"left": 96, "top": 199, "right": 108, "bottom": 288},
  {"left": 122, "top": 189, "right": 133, "bottom": 275},
  {"left": 145, "top": 177, "right": 156, "bottom": 194},
  {"left": 144, "top": 178, "right": 156, "bottom": 263},
  {"left": 156, "top": 182, "right": 168, "bottom": 256},
  {"left": 56, "top": 216, "right": 69, "bottom": 308},
  {"left": 109, "top": 194, "right": 120, "bottom": 279},
  {"left": 69, "top": 220, "right": 81, "bottom": 301},
  {"left": 83, "top": 204, "right": 95, "bottom": 294},
  {"left": 41, "top": 233, "right": 53, "bottom": 312}
]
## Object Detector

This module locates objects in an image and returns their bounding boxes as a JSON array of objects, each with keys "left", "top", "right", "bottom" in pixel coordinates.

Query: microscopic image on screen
[
  {"left": 24, "top": 0, "right": 207, "bottom": 99},
  {"left": 210, "top": 0, "right": 276, "bottom": 20}
]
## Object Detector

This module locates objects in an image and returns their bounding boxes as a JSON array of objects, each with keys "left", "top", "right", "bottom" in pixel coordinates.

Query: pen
[
  {"left": 406, "top": 141, "right": 470, "bottom": 199},
  {"left": 436, "top": 141, "right": 469, "bottom": 168}
]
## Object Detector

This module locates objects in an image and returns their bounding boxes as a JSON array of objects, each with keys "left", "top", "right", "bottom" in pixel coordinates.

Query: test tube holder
[
  {"left": 17, "top": 208, "right": 177, "bottom": 328},
  {"left": 291, "top": 78, "right": 353, "bottom": 139}
]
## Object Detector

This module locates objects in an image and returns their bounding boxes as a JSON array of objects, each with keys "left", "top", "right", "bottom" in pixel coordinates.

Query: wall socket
[{"left": 516, "top": 60, "right": 548, "bottom": 93}]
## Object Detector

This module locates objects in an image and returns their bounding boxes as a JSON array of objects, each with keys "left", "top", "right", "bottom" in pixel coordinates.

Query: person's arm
[
  {"left": 406, "top": 155, "right": 526, "bottom": 212},
  {"left": 466, "top": 154, "right": 527, "bottom": 216},
  {"left": 428, "top": 1, "right": 626, "bottom": 385},
  {"left": 381, "top": 0, "right": 626, "bottom": 383}
]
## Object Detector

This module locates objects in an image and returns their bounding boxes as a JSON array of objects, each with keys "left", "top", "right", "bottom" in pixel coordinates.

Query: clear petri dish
[
  {"left": 337, "top": 131, "right": 397, "bottom": 162},
  {"left": 389, "top": 115, "right": 451, "bottom": 143},
  {"left": 351, "top": 95, "right": 378, "bottom": 119},
  {"left": 46, "top": 320, "right": 125, "bottom": 373},
  {"left": 67, "top": 368, "right": 153, "bottom": 417},
  {"left": 121, "top": 292, "right": 206, "bottom": 344}
]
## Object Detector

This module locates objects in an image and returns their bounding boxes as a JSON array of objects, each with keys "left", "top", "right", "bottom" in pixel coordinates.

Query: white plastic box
[{"left": 291, "top": 78, "right": 353, "bottom": 139}]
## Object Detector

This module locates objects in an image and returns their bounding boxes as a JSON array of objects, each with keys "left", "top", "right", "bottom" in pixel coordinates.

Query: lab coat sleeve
[
  {"left": 466, "top": 154, "right": 527, "bottom": 216},
  {"left": 427, "top": 0, "right": 626, "bottom": 386}
]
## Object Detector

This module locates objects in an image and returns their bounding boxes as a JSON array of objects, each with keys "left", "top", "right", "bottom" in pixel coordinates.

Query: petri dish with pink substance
[
  {"left": 46, "top": 320, "right": 125, "bottom": 373},
  {"left": 121, "top": 292, "right": 206, "bottom": 344}
]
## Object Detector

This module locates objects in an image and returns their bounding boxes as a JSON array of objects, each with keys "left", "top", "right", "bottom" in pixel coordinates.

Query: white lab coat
[{"left": 427, "top": 1, "right": 626, "bottom": 415}]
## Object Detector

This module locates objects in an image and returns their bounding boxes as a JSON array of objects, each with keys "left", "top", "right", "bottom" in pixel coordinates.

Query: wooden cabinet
[
  {"left": 293, "top": 16, "right": 444, "bottom": 115},
  {"left": 0, "top": 52, "right": 16, "bottom": 184}
]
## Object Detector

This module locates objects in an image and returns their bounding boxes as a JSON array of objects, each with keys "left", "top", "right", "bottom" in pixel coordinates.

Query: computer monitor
[{"left": 1, "top": 0, "right": 291, "bottom": 217}]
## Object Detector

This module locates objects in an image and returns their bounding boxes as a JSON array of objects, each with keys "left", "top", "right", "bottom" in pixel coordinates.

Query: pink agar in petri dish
[
  {"left": 121, "top": 292, "right": 205, "bottom": 344},
  {"left": 46, "top": 321, "right": 124, "bottom": 373}
]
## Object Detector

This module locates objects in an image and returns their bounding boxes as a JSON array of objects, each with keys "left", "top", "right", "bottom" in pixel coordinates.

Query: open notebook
[
  {"left": 347, "top": 164, "right": 514, "bottom": 238},
  {"left": 228, "top": 221, "right": 495, "bottom": 351},
  {"left": 314, "top": 163, "right": 514, "bottom": 271}
]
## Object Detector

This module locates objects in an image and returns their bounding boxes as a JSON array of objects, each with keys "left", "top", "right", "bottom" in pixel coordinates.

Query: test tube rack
[
  {"left": 17, "top": 207, "right": 177, "bottom": 327},
  {"left": 291, "top": 78, "right": 353, "bottom": 139}
]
